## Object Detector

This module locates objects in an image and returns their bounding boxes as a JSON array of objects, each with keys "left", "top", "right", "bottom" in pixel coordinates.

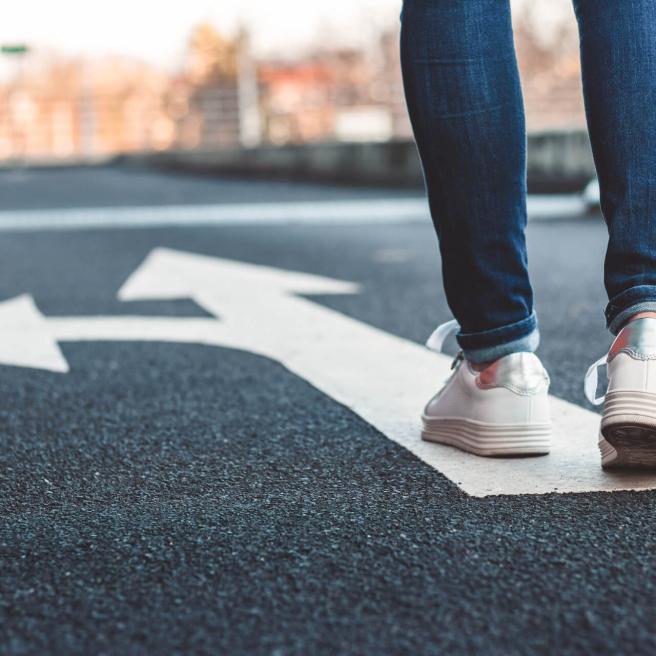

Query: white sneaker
[
  {"left": 422, "top": 325, "right": 552, "bottom": 456},
  {"left": 585, "top": 317, "right": 656, "bottom": 469}
]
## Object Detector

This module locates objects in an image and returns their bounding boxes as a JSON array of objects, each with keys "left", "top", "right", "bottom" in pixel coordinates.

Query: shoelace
[
  {"left": 426, "top": 319, "right": 464, "bottom": 368},
  {"left": 583, "top": 354, "right": 608, "bottom": 406}
]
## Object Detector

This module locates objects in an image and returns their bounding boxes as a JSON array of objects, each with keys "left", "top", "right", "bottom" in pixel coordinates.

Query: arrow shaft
[{"left": 47, "top": 316, "right": 241, "bottom": 348}]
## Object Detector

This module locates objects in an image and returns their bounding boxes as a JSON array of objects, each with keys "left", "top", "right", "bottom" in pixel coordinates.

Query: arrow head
[
  {"left": 118, "top": 248, "right": 360, "bottom": 302},
  {"left": 0, "top": 295, "right": 69, "bottom": 372}
]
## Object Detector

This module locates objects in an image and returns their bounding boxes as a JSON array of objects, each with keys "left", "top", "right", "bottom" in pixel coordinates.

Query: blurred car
[{"left": 583, "top": 178, "right": 600, "bottom": 211}]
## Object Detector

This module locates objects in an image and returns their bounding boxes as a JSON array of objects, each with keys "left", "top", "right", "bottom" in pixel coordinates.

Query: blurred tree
[
  {"left": 513, "top": 2, "right": 578, "bottom": 77},
  {"left": 513, "top": 1, "right": 585, "bottom": 130},
  {"left": 186, "top": 23, "right": 238, "bottom": 83}
]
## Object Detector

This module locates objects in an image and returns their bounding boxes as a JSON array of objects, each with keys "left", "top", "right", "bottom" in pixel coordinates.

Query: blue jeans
[{"left": 401, "top": 0, "right": 656, "bottom": 362}]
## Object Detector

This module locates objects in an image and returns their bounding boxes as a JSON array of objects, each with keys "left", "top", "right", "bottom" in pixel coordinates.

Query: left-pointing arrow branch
[{"left": 0, "top": 295, "right": 238, "bottom": 373}]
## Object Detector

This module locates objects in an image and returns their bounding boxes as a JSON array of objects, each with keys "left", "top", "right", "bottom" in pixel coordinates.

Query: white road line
[
  {"left": 0, "top": 199, "right": 427, "bottom": 231},
  {"left": 0, "top": 195, "right": 585, "bottom": 232}
]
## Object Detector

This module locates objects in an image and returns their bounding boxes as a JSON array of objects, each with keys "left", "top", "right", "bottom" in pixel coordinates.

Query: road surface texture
[{"left": 1, "top": 166, "right": 654, "bottom": 656}]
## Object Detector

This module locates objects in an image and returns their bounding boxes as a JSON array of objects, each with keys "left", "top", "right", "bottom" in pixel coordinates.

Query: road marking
[
  {"left": 0, "top": 195, "right": 585, "bottom": 232},
  {"left": 0, "top": 294, "right": 236, "bottom": 373},
  {"left": 0, "top": 199, "right": 427, "bottom": 231},
  {"left": 2, "top": 247, "right": 645, "bottom": 497}
]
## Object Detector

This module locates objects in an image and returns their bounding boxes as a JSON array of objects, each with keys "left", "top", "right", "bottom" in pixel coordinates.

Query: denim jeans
[{"left": 401, "top": 0, "right": 656, "bottom": 362}]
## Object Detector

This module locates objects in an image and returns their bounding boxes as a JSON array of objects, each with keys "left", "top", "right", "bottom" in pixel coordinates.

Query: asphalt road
[{"left": 1, "top": 166, "right": 652, "bottom": 656}]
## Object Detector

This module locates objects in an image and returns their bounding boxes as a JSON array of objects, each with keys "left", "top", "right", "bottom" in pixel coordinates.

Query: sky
[{"left": 0, "top": 0, "right": 403, "bottom": 69}]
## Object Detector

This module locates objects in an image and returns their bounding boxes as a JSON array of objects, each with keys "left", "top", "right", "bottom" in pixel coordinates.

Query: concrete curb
[
  {"left": 0, "top": 131, "right": 596, "bottom": 193},
  {"left": 120, "top": 130, "right": 596, "bottom": 193}
]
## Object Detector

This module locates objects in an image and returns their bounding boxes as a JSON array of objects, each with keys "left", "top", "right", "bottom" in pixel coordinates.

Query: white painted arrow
[
  {"left": 1, "top": 249, "right": 652, "bottom": 496},
  {"left": 114, "top": 247, "right": 656, "bottom": 497},
  {"left": 0, "top": 293, "right": 240, "bottom": 374},
  {"left": 0, "top": 295, "right": 70, "bottom": 372}
]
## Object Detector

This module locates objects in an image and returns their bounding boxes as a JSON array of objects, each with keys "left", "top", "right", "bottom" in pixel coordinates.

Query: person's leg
[
  {"left": 402, "top": 0, "right": 552, "bottom": 458},
  {"left": 400, "top": 0, "right": 537, "bottom": 363},
  {"left": 572, "top": 0, "right": 656, "bottom": 331},
  {"left": 574, "top": 0, "right": 656, "bottom": 468}
]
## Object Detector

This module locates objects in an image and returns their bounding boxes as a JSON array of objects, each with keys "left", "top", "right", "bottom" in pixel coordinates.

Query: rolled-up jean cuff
[
  {"left": 606, "top": 285, "right": 656, "bottom": 334},
  {"left": 456, "top": 311, "right": 540, "bottom": 363}
]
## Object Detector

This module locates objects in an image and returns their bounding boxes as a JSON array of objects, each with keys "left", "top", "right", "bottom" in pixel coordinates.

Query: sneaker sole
[
  {"left": 600, "top": 421, "right": 656, "bottom": 469},
  {"left": 600, "top": 391, "right": 656, "bottom": 469},
  {"left": 421, "top": 416, "right": 551, "bottom": 457}
]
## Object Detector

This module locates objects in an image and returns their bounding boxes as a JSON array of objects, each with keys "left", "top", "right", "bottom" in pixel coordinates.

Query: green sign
[{"left": 1, "top": 45, "right": 29, "bottom": 55}]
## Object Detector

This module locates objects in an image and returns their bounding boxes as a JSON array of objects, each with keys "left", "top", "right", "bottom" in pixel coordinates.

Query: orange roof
[{"left": 259, "top": 63, "right": 334, "bottom": 86}]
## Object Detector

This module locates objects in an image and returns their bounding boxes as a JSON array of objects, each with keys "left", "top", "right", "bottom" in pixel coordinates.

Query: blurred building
[
  {"left": 514, "top": 6, "right": 587, "bottom": 131},
  {"left": 0, "top": 24, "right": 259, "bottom": 160},
  {"left": 372, "top": 28, "right": 413, "bottom": 140},
  {"left": 258, "top": 59, "right": 335, "bottom": 144},
  {"left": 257, "top": 31, "right": 417, "bottom": 145},
  {"left": 259, "top": 48, "right": 383, "bottom": 144},
  {"left": 0, "top": 56, "right": 175, "bottom": 159},
  {"left": 0, "top": 11, "right": 587, "bottom": 163}
]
